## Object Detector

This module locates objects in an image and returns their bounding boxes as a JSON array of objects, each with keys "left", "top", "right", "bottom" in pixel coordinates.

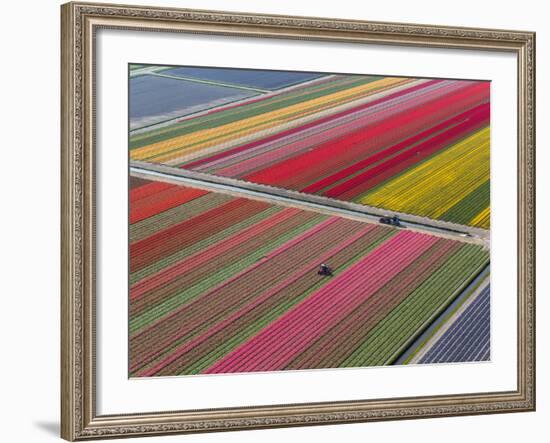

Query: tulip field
[
  {"left": 129, "top": 177, "right": 489, "bottom": 376},
  {"left": 128, "top": 65, "right": 491, "bottom": 377},
  {"left": 130, "top": 66, "right": 490, "bottom": 228}
]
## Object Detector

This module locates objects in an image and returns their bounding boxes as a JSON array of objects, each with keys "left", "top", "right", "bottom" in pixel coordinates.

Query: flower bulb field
[{"left": 128, "top": 65, "right": 491, "bottom": 377}]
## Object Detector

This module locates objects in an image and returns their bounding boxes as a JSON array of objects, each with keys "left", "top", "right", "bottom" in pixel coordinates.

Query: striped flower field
[
  {"left": 409, "top": 284, "right": 491, "bottom": 364},
  {"left": 130, "top": 67, "right": 491, "bottom": 228},
  {"left": 129, "top": 177, "right": 489, "bottom": 377}
]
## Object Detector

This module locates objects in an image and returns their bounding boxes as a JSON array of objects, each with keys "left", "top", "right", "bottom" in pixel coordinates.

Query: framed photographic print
[{"left": 61, "top": 1, "right": 536, "bottom": 440}]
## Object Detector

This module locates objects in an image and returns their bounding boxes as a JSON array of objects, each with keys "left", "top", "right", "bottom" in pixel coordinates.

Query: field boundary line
[{"left": 149, "top": 72, "right": 271, "bottom": 93}]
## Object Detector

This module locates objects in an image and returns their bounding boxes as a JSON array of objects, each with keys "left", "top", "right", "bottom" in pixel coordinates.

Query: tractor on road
[{"left": 379, "top": 215, "right": 402, "bottom": 227}]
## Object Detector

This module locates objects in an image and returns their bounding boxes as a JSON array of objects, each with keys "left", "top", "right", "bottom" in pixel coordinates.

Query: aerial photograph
[{"left": 128, "top": 64, "right": 490, "bottom": 377}]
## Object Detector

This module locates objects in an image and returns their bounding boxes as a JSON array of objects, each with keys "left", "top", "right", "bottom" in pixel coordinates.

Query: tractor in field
[{"left": 317, "top": 263, "right": 333, "bottom": 276}]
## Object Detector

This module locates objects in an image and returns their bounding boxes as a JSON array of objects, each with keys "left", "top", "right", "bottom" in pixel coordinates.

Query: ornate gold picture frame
[{"left": 61, "top": 1, "right": 535, "bottom": 440}]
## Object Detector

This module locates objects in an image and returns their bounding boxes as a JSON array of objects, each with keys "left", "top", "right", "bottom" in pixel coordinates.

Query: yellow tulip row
[{"left": 361, "top": 127, "right": 490, "bottom": 228}]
